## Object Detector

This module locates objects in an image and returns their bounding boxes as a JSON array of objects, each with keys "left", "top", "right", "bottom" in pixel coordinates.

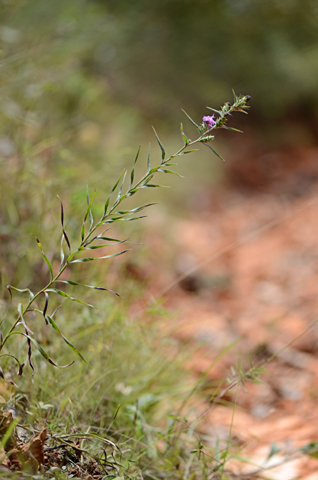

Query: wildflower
[{"left": 202, "top": 115, "right": 216, "bottom": 129}]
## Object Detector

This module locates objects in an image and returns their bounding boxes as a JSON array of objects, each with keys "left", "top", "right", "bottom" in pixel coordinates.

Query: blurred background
[{"left": 1, "top": 0, "right": 318, "bottom": 289}]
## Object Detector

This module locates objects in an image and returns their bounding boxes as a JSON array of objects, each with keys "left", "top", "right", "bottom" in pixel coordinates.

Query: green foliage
[
  {"left": 3, "top": 93, "right": 251, "bottom": 382},
  {"left": 96, "top": 0, "right": 318, "bottom": 120}
]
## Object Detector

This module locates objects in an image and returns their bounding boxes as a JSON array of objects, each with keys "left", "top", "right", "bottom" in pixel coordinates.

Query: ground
[{"left": 134, "top": 144, "right": 318, "bottom": 479}]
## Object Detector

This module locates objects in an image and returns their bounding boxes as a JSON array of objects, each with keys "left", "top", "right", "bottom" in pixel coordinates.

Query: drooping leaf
[
  {"left": 203, "top": 143, "right": 225, "bottom": 161},
  {"left": 0, "top": 354, "right": 25, "bottom": 377},
  {"left": 45, "top": 289, "right": 96, "bottom": 308},
  {"left": 152, "top": 127, "right": 165, "bottom": 163},
  {"left": 222, "top": 125, "right": 243, "bottom": 133},
  {"left": 46, "top": 315, "right": 91, "bottom": 367},
  {"left": 18, "top": 332, "right": 74, "bottom": 368},
  {"left": 7, "top": 285, "right": 34, "bottom": 303},
  {"left": 157, "top": 169, "right": 185, "bottom": 178},
  {"left": 41, "top": 291, "right": 49, "bottom": 324}
]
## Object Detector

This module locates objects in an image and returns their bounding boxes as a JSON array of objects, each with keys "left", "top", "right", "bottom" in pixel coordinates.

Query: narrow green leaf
[
  {"left": 46, "top": 315, "right": 91, "bottom": 367},
  {"left": 86, "top": 240, "right": 127, "bottom": 250},
  {"left": 56, "top": 280, "right": 120, "bottom": 297},
  {"left": 206, "top": 107, "right": 221, "bottom": 115},
  {"left": 181, "top": 109, "right": 201, "bottom": 132},
  {"left": 17, "top": 303, "right": 33, "bottom": 335},
  {"left": 84, "top": 187, "right": 96, "bottom": 231},
  {"left": 60, "top": 233, "right": 65, "bottom": 266},
  {"left": 142, "top": 184, "right": 169, "bottom": 188},
  {"left": 130, "top": 146, "right": 141, "bottom": 189},
  {"left": 57, "top": 196, "right": 71, "bottom": 252},
  {"left": 222, "top": 125, "right": 243, "bottom": 133},
  {"left": 66, "top": 250, "right": 77, "bottom": 264},
  {"left": 32, "top": 234, "right": 53, "bottom": 280},
  {"left": 103, "top": 196, "right": 110, "bottom": 219},
  {"left": 116, "top": 170, "right": 127, "bottom": 202},
  {"left": 114, "top": 203, "right": 155, "bottom": 215},
  {"left": 41, "top": 291, "right": 49, "bottom": 324},
  {"left": 96, "top": 235, "right": 122, "bottom": 242},
  {"left": 111, "top": 169, "right": 126, "bottom": 194},
  {"left": 45, "top": 289, "right": 96, "bottom": 308},
  {"left": 118, "top": 216, "right": 146, "bottom": 221},
  {"left": 127, "top": 188, "right": 138, "bottom": 195},
  {"left": 180, "top": 122, "right": 189, "bottom": 145},
  {"left": 70, "top": 249, "right": 129, "bottom": 263},
  {"left": 203, "top": 143, "right": 225, "bottom": 161},
  {"left": 84, "top": 243, "right": 116, "bottom": 250},
  {"left": 83, "top": 229, "right": 111, "bottom": 247},
  {"left": 147, "top": 144, "right": 151, "bottom": 173},
  {"left": 179, "top": 149, "right": 199, "bottom": 155},
  {"left": 157, "top": 169, "right": 185, "bottom": 178},
  {"left": 18, "top": 332, "right": 74, "bottom": 368},
  {"left": 152, "top": 127, "right": 165, "bottom": 163},
  {"left": 142, "top": 174, "right": 154, "bottom": 186},
  {"left": 7, "top": 286, "right": 34, "bottom": 303},
  {"left": 41, "top": 253, "right": 54, "bottom": 280},
  {"left": 130, "top": 168, "right": 135, "bottom": 189}
]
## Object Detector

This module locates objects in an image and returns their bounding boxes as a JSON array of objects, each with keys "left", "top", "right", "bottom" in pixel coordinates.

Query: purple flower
[{"left": 202, "top": 115, "right": 216, "bottom": 129}]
